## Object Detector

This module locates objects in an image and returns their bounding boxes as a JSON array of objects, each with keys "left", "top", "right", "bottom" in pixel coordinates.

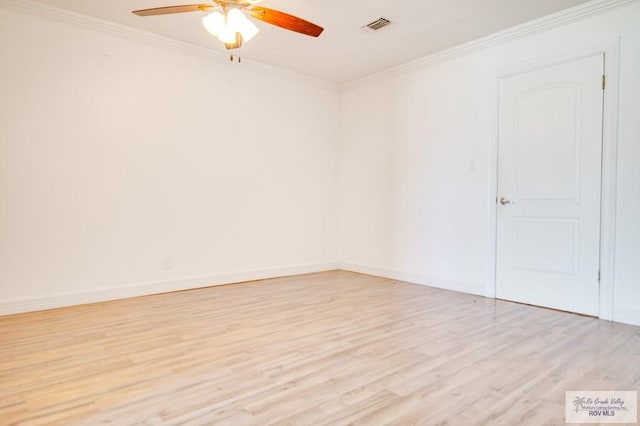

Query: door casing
[{"left": 486, "top": 38, "right": 621, "bottom": 321}]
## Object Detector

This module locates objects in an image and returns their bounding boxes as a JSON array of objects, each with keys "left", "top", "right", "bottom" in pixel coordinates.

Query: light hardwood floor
[{"left": 1, "top": 271, "right": 639, "bottom": 425}]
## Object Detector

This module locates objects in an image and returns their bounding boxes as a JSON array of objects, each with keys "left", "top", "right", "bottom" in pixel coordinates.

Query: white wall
[
  {"left": 339, "top": 2, "right": 640, "bottom": 325},
  {"left": 0, "top": 6, "right": 339, "bottom": 313},
  {"left": 2, "top": 1, "right": 638, "bottom": 326}
]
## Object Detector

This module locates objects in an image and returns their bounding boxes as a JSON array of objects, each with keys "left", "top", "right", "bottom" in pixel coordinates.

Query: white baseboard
[
  {"left": 6, "top": 262, "right": 637, "bottom": 328},
  {"left": 0, "top": 262, "right": 339, "bottom": 316},
  {"left": 341, "top": 263, "right": 640, "bottom": 328},
  {"left": 612, "top": 307, "right": 640, "bottom": 327},
  {"left": 339, "top": 262, "right": 486, "bottom": 296}
]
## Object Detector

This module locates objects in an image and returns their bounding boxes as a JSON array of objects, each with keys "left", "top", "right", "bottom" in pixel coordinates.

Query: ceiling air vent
[{"left": 362, "top": 17, "right": 391, "bottom": 31}]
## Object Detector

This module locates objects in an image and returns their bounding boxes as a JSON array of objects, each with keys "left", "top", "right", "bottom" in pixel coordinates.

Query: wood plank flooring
[{"left": 1, "top": 271, "right": 639, "bottom": 425}]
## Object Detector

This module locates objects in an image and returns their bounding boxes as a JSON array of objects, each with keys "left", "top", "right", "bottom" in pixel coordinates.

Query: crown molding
[
  {"left": 1, "top": 0, "right": 636, "bottom": 93},
  {"left": 0, "top": 0, "right": 339, "bottom": 92},
  {"left": 341, "top": 0, "right": 640, "bottom": 91}
]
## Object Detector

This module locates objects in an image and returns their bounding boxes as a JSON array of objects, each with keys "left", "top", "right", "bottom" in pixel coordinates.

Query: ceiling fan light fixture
[
  {"left": 202, "top": 9, "right": 259, "bottom": 45},
  {"left": 134, "top": 2, "right": 323, "bottom": 51}
]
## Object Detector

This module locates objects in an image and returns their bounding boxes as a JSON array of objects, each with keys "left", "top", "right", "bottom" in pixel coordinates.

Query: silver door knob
[{"left": 499, "top": 197, "right": 514, "bottom": 205}]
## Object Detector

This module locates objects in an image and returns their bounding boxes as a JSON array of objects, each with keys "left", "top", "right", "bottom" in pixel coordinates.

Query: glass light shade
[
  {"left": 237, "top": 16, "right": 259, "bottom": 42},
  {"left": 226, "top": 8, "right": 244, "bottom": 27},
  {"left": 226, "top": 8, "right": 259, "bottom": 42},
  {"left": 217, "top": 25, "right": 238, "bottom": 44},
  {"left": 202, "top": 11, "right": 224, "bottom": 36}
]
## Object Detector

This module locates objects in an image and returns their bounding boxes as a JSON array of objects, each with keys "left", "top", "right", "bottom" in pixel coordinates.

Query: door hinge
[
  {"left": 598, "top": 270, "right": 601, "bottom": 281},
  {"left": 602, "top": 75, "right": 606, "bottom": 90}
]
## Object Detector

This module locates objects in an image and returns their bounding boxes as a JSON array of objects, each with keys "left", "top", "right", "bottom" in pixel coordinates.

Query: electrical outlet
[{"left": 162, "top": 257, "right": 172, "bottom": 270}]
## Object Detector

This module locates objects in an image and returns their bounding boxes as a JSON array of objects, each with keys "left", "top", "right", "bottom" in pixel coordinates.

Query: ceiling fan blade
[
  {"left": 247, "top": 6, "right": 323, "bottom": 37},
  {"left": 132, "top": 4, "right": 213, "bottom": 16}
]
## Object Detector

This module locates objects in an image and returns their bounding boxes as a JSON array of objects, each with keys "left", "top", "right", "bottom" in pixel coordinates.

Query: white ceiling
[{"left": 34, "top": 0, "right": 591, "bottom": 83}]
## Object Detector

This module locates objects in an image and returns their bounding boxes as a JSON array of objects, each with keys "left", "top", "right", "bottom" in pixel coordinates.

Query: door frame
[{"left": 486, "top": 38, "right": 621, "bottom": 321}]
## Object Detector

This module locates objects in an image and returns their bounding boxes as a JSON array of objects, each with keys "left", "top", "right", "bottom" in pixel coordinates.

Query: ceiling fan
[{"left": 132, "top": 0, "right": 324, "bottom": 53}]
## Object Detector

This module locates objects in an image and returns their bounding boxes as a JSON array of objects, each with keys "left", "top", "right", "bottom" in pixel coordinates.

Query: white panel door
[{"left": 496, "top": 54, "right": 604, "bottom": 316}]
